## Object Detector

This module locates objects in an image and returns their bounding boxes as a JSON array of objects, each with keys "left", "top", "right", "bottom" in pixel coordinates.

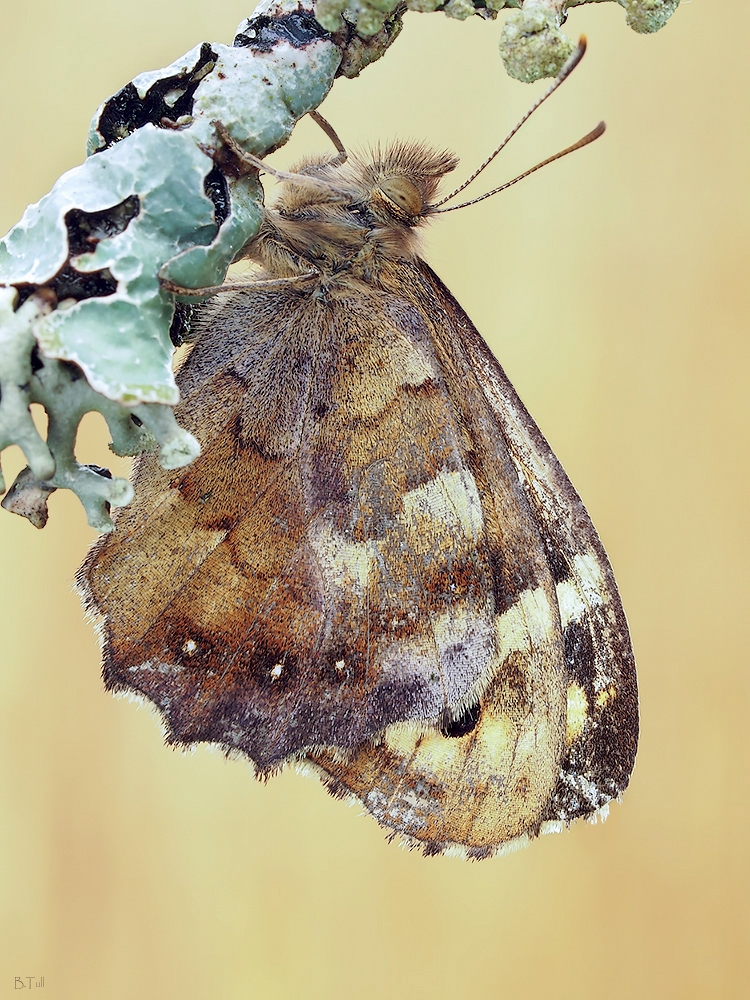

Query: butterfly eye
[{"left": 377, "top": 176, "right": 424, "bottom": 219}]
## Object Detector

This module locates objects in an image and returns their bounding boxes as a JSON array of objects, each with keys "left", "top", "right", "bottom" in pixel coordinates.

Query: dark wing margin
[{"left": 413, "top": 260, "right": 638, "bottom": 822}]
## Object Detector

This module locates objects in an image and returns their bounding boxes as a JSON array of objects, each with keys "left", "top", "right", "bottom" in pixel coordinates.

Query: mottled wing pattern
[
  {"left": 79, "top": 280, "right": 557, "bottom": 770},
  {"left": 307, "top": 260, "right": 637, "bottom": 857},
  {"left": 417, "top": 262, "right": 639, "bottom": 822}
]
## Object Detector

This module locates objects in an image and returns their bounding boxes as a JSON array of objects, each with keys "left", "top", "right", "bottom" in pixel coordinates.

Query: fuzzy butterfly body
[{"left": 79, "top": 136, "right": 637, "bottom": 858}]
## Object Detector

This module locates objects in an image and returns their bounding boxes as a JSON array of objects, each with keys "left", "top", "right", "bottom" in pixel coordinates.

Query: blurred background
[{"left": 0, "top": 1, "right": 747, "bottom": 997}]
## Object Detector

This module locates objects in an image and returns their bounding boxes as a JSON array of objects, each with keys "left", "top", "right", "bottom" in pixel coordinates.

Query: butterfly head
[{"left": 275, "top": 142, "right": 458, "bottom": 225}]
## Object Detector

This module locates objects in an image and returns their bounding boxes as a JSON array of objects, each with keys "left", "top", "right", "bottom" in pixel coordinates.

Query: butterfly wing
[
  {"left": 79, "top": 279, "right": 550, "bottom": 769},
  {"left": 307, "top": 260, "right": 638, "bottom": 857}
]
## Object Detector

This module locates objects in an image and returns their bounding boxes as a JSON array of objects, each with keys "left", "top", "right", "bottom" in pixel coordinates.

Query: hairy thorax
[{"left": 242, "top": 142, "right": 459, "bottom": 284}]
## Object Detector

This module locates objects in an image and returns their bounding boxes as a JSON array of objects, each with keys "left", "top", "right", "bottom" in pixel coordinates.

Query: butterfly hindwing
[
  {"left": 306, "top": 260, "right": 637, "bottom": 856},
  {"left": 416, "top": 263, "right": 638, "bottom": 823}
]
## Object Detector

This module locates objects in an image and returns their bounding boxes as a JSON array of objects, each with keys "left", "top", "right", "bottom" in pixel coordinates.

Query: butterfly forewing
[{"left": 80, "top": 278, "right": 549, "bottom": 768}]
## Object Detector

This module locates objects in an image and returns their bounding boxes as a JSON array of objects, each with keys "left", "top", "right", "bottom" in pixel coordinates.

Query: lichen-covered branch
[
  {"left": 497, "top": 0, "right": 679, "bottom": 81},
  {"left": 316, "top": 0, "right": 679, "bottom": 79},
  {"left": 0, "top": 0, "right": 679, "bottom": 530}
]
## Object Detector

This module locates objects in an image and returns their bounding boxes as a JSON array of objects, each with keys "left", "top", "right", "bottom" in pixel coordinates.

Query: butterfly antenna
[
  {"left": 433, "top": 36, "right": 588, "bottom": 209},
  {"left": 433, "top": 121, "right": 605, "bottom": 213}
]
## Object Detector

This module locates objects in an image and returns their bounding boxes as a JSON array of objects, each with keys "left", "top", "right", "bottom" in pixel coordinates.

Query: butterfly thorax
[{"left": 243, "top": 142, "right": 458, "bottom": 283}]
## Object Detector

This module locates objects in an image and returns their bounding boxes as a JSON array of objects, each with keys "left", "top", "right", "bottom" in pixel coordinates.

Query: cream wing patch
[
  {"left": 314, "top": 580, "right": 567, "bottom": 852},
  {"left": 306, "top": 479, "right": 498, "bottom": 714},
  {"left": 400, "top": 468, "right": 484, "bottom": 541}
]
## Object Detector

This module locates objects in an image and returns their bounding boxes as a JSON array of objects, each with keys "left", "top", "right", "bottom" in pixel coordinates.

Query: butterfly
[{"left": 78, "top": 41, "right": 638, "bottom": 859}]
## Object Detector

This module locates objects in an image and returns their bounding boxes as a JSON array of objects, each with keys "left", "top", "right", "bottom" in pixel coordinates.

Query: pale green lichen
[
  {"left": 337, "top": 14, "right": 404, "bottom": 77},
  {"left": 484, "top": 0, "right": 523, "bottom": 10},
  {"left": 618, "top": 0, "right": 679, "bottom": 33},
  {"left": 443, "top": 0, "right": 477, "bottom": 21},
  {"left": 403, "top": 0, "right": 444, "bottom": 13},
  {"left": 0, "top": 14, "right": 342, "bottom": 530},
  {"left": 0, "top": 291, "right": 56, "bottom": 490},
  {"left": 317, "top": 0, "right": 678, "bottom": 51},
  {"left": 500, "top": 0, "right": 680, "bottom": 81},
  {"left": 316, "top": 0, "right": 492, "bottom": 36},
  {"left": 2, "top": 127, "right": 222, "bottom": 406},
  {"left": 500, "top": 4, "right": 576, "bottom": 82},
  {"left": 0, "top": 287, "right": 200, "bottom": 531}
]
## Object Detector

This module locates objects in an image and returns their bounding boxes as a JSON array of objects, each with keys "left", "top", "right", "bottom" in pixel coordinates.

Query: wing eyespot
[{"left": 441, "top": 702, "right": 481, "bottom": 739}]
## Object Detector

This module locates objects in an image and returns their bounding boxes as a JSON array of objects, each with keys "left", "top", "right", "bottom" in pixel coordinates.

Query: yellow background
[{"left": 1, "top": 1, "right": 747, "bottom": 997}]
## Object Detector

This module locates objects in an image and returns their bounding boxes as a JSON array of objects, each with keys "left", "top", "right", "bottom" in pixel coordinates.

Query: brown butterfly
[{"left": 78, "top": 41, "right": 637, "bottom": 859}]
